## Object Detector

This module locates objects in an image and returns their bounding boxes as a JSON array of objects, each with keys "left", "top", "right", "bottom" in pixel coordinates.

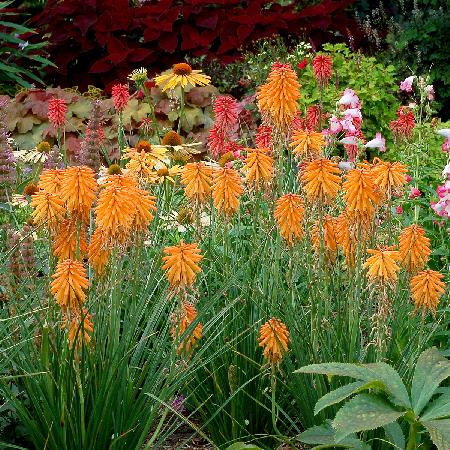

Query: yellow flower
[
  {"left": 128, "top": 67, "right": 148, "bottom": 84},
  {"left": 211, "top": 167, "right": 243, "bottom": 216},
  {"left": 363, "top": 248, "right": 401, "bottom": 284},
  {"left": 53, "top": 219, "right": 87, "bottom": 261},
  {"left": 301, "top": 159, "right": 341, "bottom": 203},
  {"left": 171, "top": 301, "right": 202, "bottom": 355},
  {"left": 311, "top": 215, "right": 338, "bottom": 262},
  {"left": 162, "top": 241, "right": 203, "bottom": 288},
  {"left": 125, "top": 150, "right": 156, "bottom": 182},
  {"left": 242, "top": 148, "right": 273, "bottom": 186},
  {"left": 398, "top": 225, "right": 431, "bottom": 274},
  {"left": 290, "top": 129, "right": 325, "bottom": 160},
  {"left": 30, "top": 191, "right": 66, "bottom": 231},
  {"left": 154, "top": 63, "right": 211, "bottom": 92},
  {"left": 181, "top": 162, "right": 213, "bottom": 204},
  {"left": 38, "top": 169, "right": 65, "bottom": 194},
  {"left": 371, "top": 159, "right": 408, "bottom": 199},
  {"left": 274, "top": 194, "right": 304, "bottom": 244},
  {"left": 60, "top": 166, "right": 98, "bottom": 222},
  {"left": 50, "top": 259, "right": 89, "bottom": 312},
  {"left": 151, "top": 164, "right": 183, "bottom": 184},
  {"left": 258, "top": 318, "right": 289, "bottom": 364},
  {"left": 257, "top": 63, "right": 300, "bottom": 132},
  {"left": 411, "top": 270, "right": 446, "bottom": 315}
]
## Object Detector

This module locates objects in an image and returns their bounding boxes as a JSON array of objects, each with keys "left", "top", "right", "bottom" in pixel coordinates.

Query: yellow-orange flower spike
[
  {"left": 162, "top": 241, "right": 203, "bottom": 288},
  {"left": 371, "top": 159, "right": 408, "bottom": 199},
  {"left": 125, "top": 150, "right": 156, "bottom": 181},
  {"left": 30, "top": 191, "right": 66, "bottom": 231},
  {"left": 64, "top": 308, "right": 94, "bottom": 349},
  {"left": 53, "top": 219, "right": 88, "bottom": 261},
  {"left": 274, "top": 194, "right": 304, "bottom": 244},
  {"left": 343, "top": 167, "right": 381, "bottom": 217},
  {"left": 363, "top": 248, "right": 401, "bottom": 284},
  {"left": 50, "top": 259, "right": 89, "bottom": 312},
  {"left": 257, "top": 63, "right": 300, "bottom": 132},
  {"left": 290, "top": 129, "right": 325, "bottom": 160},
  {"left": 399, "top": 225, "right": 431, "bottom": 274},
  {"left": 242, "top": 148, "right": 273, "bottom": 186},
  {"left": 301, "top": 159, "right": 341, "bottom": 203},
  {"left": 87, "top": 228, "right": 110, "bottom": 275},
  {"left": 411, "top": 269, "right": 446, "bottom": 315},
  {"left": 60, "top": 166, "right": 97, "bottom": 222},
  {"left": 181, "top": 162, "right": 213, "bottom": 204},
  {"left": 38, "top": 169, "right": 65, "bottom": 194},
  {"left": 311, "top": 215, "right": 338, "bottom": 261},
  {"left": 258, "top": 318, "right": 289, "bottom": 364},
  {"left": 211, "top": 167, "right": 243, "bottom": 216},
  {"left": 336, "top": 211, "right": 355, "bottom": 268},
  {"left": 132, "top": 188, "right": 157, "bottom": 232},
  {"left": 171, "top": 301, "right": 202, "bottom": 355}
]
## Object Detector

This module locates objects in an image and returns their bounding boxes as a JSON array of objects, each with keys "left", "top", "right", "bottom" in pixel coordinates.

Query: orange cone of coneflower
[
  {"left": 60, "top": 166, "right": 97, "bottom": 222},
  {"left": 38, "top": 168, "right": 65, "bottom": 194},
  {"left": 50, "top": 259, "right": 89, "bottom": 312},
  {"left": 211, "top": 167, "right": 243, "bottom": 216},
  {"left": 258, "top": 318, "right": 289, "bottom": 364},
  {"left": 257, "top": 62, "right": 300, "bottom": 132},
  {"left": 311, "top": 215, "right": 338, "bottom": 262},
  {"left": 162, "top": 241, "right": 203, "bottom": 289},
  {"left": 290, "top": 129, "right": 325, "bottom": 160},
  {"left": 242, "top": 148, "right": 273, "bottom": 187},
  {"left": 63, "top": 308, "right": 94, "bottom": 349},
  {"left": 371, "top": 159, "right": 407, "bottom": 199},
  {"left": 399, "top": 224, "right": 431, "bottom": 274},
  {"left": 30, "top": 191, "right": 66, "bottom": 231},
  {"left": 87, "top": 228, "right": 110, "bottom": 275},
  {"left": 53, "top": 219, "right": 88, "bottom": 261},
  {"left": 363, "top": 248, "right": 401, "bottom": 284},
  {"left": 274, "top": 194, "right": 304, "bottom": 244},
  {"left": 343, "top": 167, "right": 381, "bottom": 217},
  {"left": 301, "top": 159, "right": 341, "bottom": 204},
  {"left": 171, "top": 301, "right": 202, "bottom": 355},
  {"left": 411, "top": 269, "right": 446, "bottom": 315},
  {"left": 181, "top": 162, "right": 213, "bottom": 204}
]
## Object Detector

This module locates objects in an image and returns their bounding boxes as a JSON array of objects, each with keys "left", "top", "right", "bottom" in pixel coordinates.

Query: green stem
[
  {"left": 271, "top": 368, "right": 282, "bottom": 437},
  {"left": 406, "top": 422, "right": 419, "bottom": 450},
  {"left": 75, "top": 366, "right": 86, "bottom": 448},
  {"left": 177, "top": 87, "right": 185, "bottom": 135}
]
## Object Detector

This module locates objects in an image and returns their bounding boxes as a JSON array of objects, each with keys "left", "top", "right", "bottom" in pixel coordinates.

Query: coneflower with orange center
[
  {"left": 371, "top": 159, "right": 408, "bottom": 199},
  {"left": 257, "top": 62, "right": 300, "bottom": 132},
  {"left": 60, "top": 166, "right": 97, "bottom": 222},
  {"left": 135, "top": 140, "right": 152, "bottom": 153},
  {"left": 30, "top": 191, "right": 66, "bottom": 231},
  {"left": 162, "top": 241, "right": 203, "bottom": 289},
  {"left": 50, "top": 259, "right": 89, "bottom": 312},
  {"left": 211, "top": 167, "right": 243, "bottom": 216},
  {"left": 398, "top": 224, "right": 431, "bottom": 274},
  {"left": 38, "top": 168, "right": 65, "bottom": 194},
  {"left": 258, "top": 318, "right": 289, "bottom": 365},
  {"left": 290, "top": 129, "right": 325, "bottom": 160},
  {"left": 311, "top": 215, "right": 338, "bottom": 262},
  {"left": 242, "top": 148, "right": 273, "bottom": 187},
  {"left": 301, "top": 159, "right": 341, "bottom": 204},
  {"left": 343, "top": 167, "right": 381, "bottom": 217},
  {"left": 171, "top": 301, "right": 202, "bottom": 355},
  {"left": 411, "top": 269, "right": 446, "bottom": 315},
  {"left": 87, "top": 228, "right": 110, "bottom": 275},
  {"left": 363, "top": 248, "right": 401, "bottom": 284},
  {"left": 53, "top": 219, "right": 87, "bottom": 261},
  {"left": 64, "top": 308, "right": 94, "bottom": 349},
  {"left": 154, "top": 63, "right": 211, "bottom": 92},
  {"left": 274, "top": 194, "right": 304, "bottom": 244},
  {"left": 181, "top": 162, "right": 213, "bottom": 204}
]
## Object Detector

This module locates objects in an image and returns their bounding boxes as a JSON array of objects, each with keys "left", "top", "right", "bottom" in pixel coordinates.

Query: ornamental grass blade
[
  {"left": 411, "top": 347, "right": 450, "bottom": 415},
  {"left": 332, "top": 394, "right": 404, "bottom": 441}
]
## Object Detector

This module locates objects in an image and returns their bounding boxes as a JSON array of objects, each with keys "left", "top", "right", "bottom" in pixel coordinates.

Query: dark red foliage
[{"left": 34, "top": 0, "right": 359, "bottom": 90}]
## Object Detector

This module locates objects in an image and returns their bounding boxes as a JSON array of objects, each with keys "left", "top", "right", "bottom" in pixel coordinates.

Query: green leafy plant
[{"left": 296, "top": 347, "right": 450, "bottom": 449}]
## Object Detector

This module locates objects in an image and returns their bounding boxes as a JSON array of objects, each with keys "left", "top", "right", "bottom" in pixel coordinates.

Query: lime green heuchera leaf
[
  {"left": 121, "top": 99, "right": 151, "bottom": 126},
  {"left": 68, "top": 97, "right": 92, "bottom": 120},
  {"left": 16, "top": 115, "right": 41, "bottom": 134}
]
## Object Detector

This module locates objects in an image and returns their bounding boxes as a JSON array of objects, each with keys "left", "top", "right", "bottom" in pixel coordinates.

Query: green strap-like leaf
[
  {"left": 422, "top": 419, "right": 450, "bottom": 450},
  {"left": 384, "top": 422, "right": 405, "bottom": 450},
  {"left": 420, "top": 392, "right": 450, "bottom": 421},
  {"left": 332, "top": 394, "right": 404, "bottom": 441},
  {"left": 411, "top": 347, "right": 450, "bottom": 415}
]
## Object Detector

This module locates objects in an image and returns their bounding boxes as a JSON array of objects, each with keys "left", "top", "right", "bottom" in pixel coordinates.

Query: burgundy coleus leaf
[
  {"left": 194, "top": 10, "right": 219, "bottom": 29},
  {"left": 159, "top": 33, "right": 179, "bottom": 53},
  {"left": 128, "top": 48, "right": 153, "bottom": 62},
  {"left": 90, "top": 57, "right": 114, "bottom": 74}
]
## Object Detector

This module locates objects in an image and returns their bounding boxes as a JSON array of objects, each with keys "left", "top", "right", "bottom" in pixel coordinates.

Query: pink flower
[
  {"left": 48, "top": 98, "right": 67, "bottom": 129},
  {"left": 312, "top": 55, "right": 332, "bottom": 86},
  {"left": 437, "top": 129, "right": 450, "bottom": 140},
  {"left": 340, "top": 117, "right": 357, "bottom": 133},
  {"left": 442, "top": 139, "right": 450, "bottom": 153},
  {"left": 409, "top": 187, "right": 421, "bottom": 199},
  {"left": 400, "top": 76, "right": 414, "bottom": 93},
  {"left": 213, "top": 95, "right": 239, "bottom": 132},
  {"left": 297, "top": 58, "right": 308, "bottom": 70},
  {"left": 405, "top": 174, "right": 412, "bottom": 183},
  {"left": 395, "top": 206, "right": 403, "bottom": 215},
  {"left": 111, "top": 84, "right": 129, "bottom": 111},
  {"left": 442, "top": 163, "right": 450, "bottom": 179},
  {"left": 390, "top": 107, "right": 415, "bottom": 141},
  {"left": 364, "top": 132, "right": 386, "bottom": 152},
  {"left": 255, "top": 125, "right": 273, "bottom": 153},
  {"left": 340, "top": 136, "right": 359, "bottom": 146},
  {"left": 425, "top": 84, "right": 435, "bottom": 101},
  {"left": 329, "top": 116, "right": 342, "bottom": 134},
  {"left": 431, "top": 180, "right": 450, "bottom": 218},
  {"left": 339, "top": 88, "right": 360, "bottom": 108}
]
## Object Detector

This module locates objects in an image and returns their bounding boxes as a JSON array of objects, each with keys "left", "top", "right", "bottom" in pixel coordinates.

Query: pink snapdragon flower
[
  {"left": 329, "top": 116, "right": 342, "bottom": 134},
  {"left": 405, "top": 174, "right": 412, "bottom": 183},
  {"left": 339, "top": 88, "right": 360, "bottom": 108},
  {"left": 425, "top": 85, "right": 435, "bottom": 101},
  {"left": 431, "top": 180, "right": 450, "bottom": 218},
  {"left": 364, "top": 132, "right": 386, "bottom": 152},
  {"left": 437, "top": 129, "right": 450, "bottom": 139},
  {"left": 442, "top": 163, "right": 450, "bottom": 179},
  {"left": 400, "top": 76, "right": 414, "bottom": 93},
  {"left": 442, "top": 139, "right": 450, "bottom": 153},
  {"left": 409, "top": 187, "right": 421, "bottom": 199}
]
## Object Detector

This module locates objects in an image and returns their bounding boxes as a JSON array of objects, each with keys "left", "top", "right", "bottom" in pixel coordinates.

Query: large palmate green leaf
[
  {"left": 411, "top": 347, "right": 450, "bottom": 415},
  {"left": 314, "top": 381, "right": 368, "bottom": 415},
  {"left": 420, "top": 389, "right": 450, "bottom": 421},
  {"left": 422, "top": 419, "right": 450, "bottom": 450}
]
